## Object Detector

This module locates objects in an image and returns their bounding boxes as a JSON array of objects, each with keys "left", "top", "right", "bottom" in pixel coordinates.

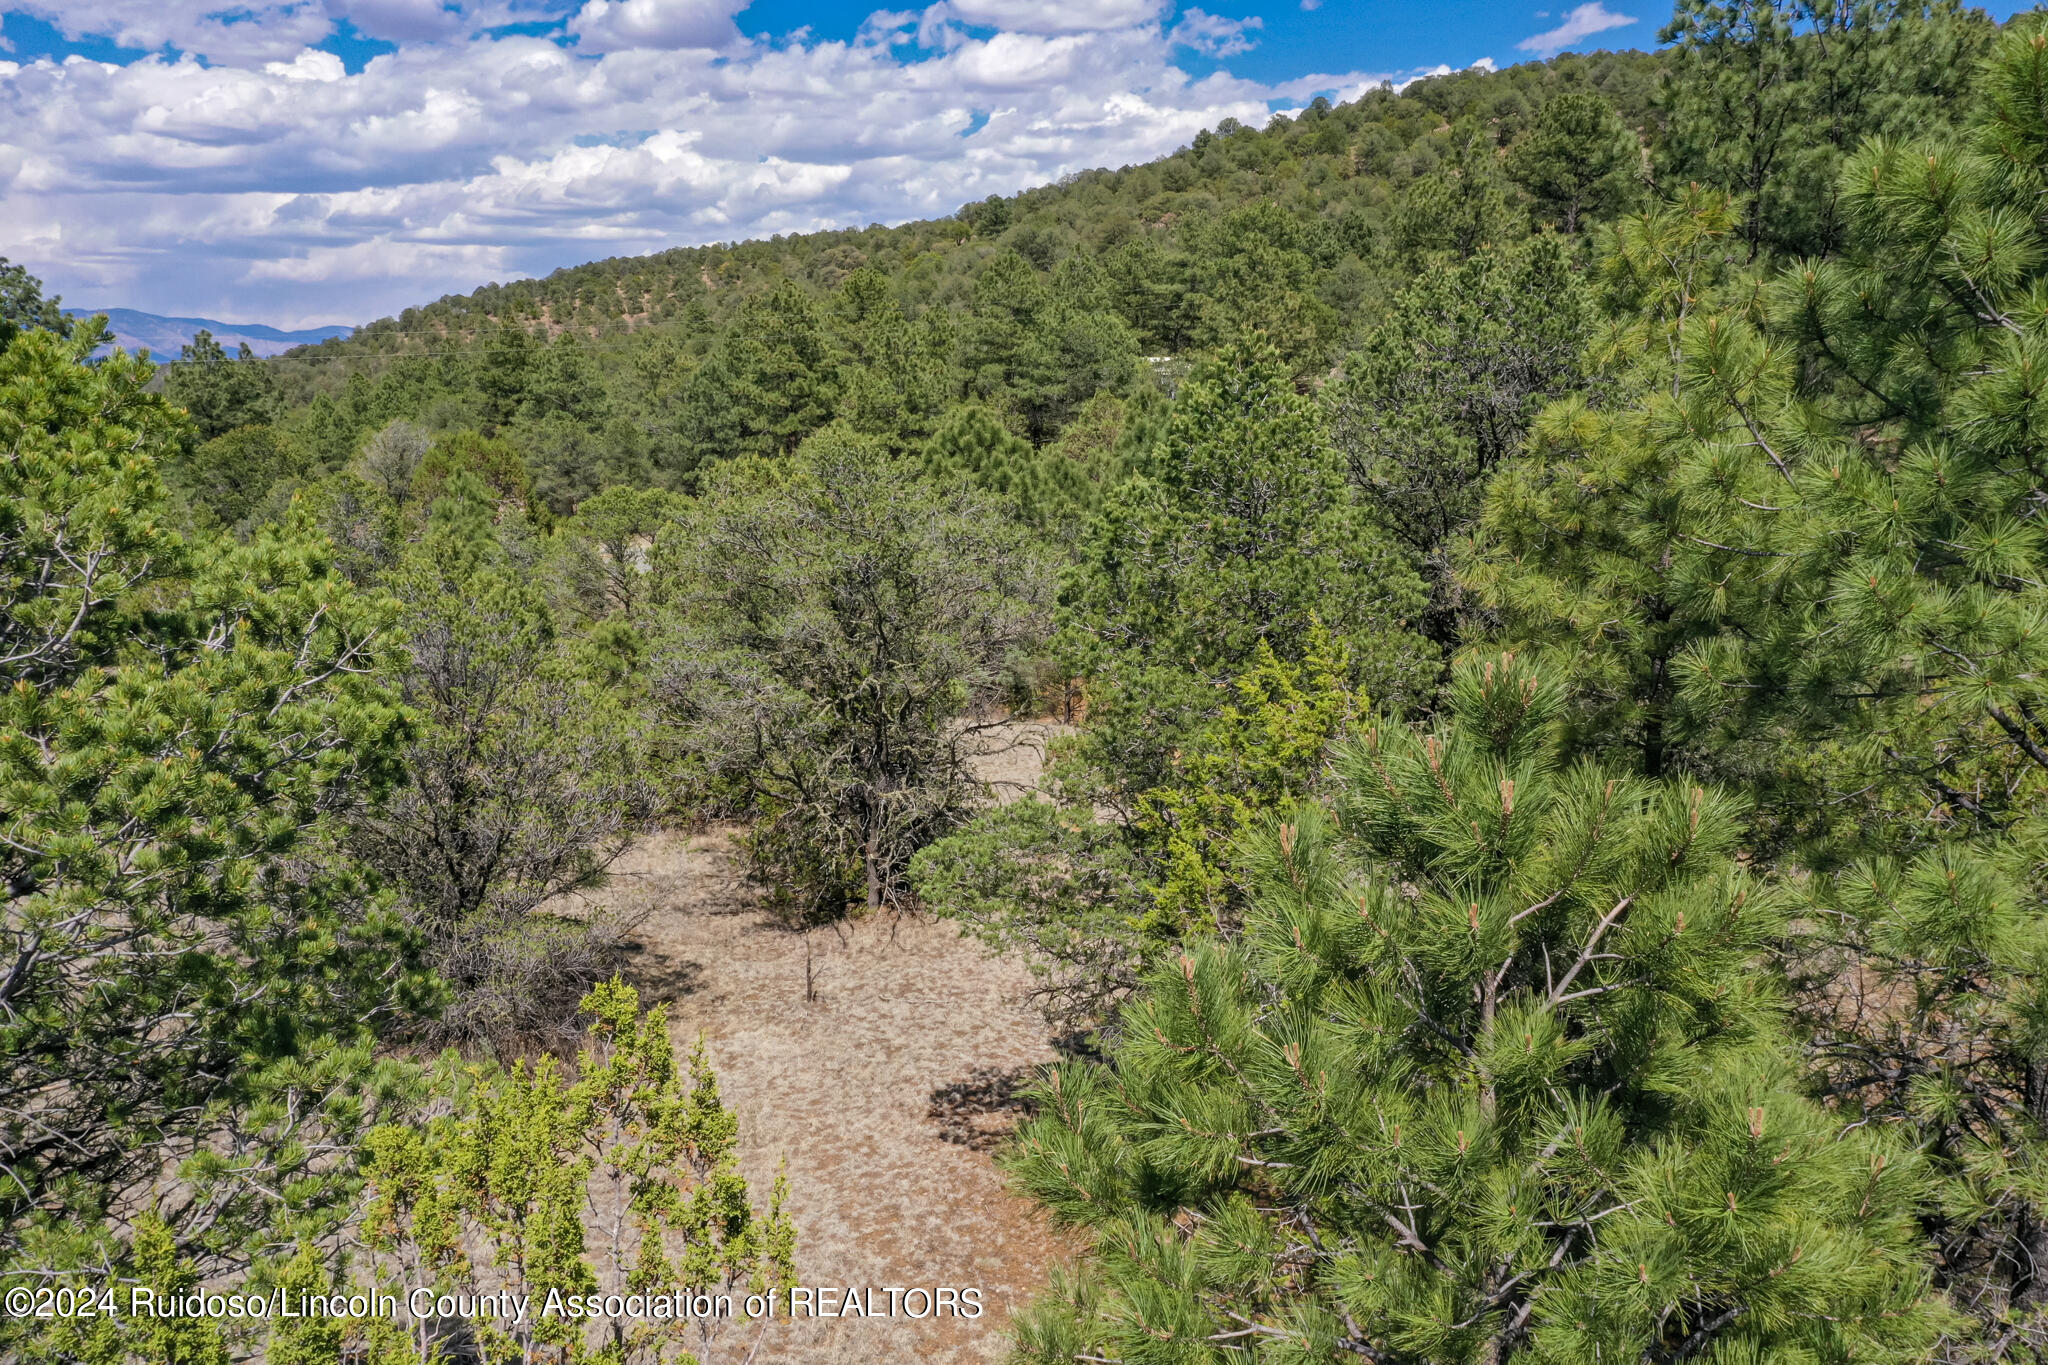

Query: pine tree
[
  {"left": 1391, "top": 138, "right": 1519, "bottom": 267},
  {"left": 526, "top": 330, "right": 605, "bottom": 424},
  {"left": 1461, "top": 185, "right": 1749, "bottom": 783},
  {"left": 1004, "top": 654, "right": 1948, "bottom": 1364},
  {"left": 1668, "top": 32, "right": 2048, "bottom": 836},
  {"left": 963, "top": 250, "right": 1139, "bottom": 442},
  {"left": 1186, "top": 202, "right": 1338, "bottom": 380},
  {"left": 1504, "top": 92, "right": 1640, "bottom": 233},
  {"left": 163, "top": 328, "right": 279, "bottom": 440},
  {"left": 166, "top": 423, "right": 312, "bottom": 531},
  {"left": 676, "top": 282, "right": 840, "bottom": 469},
  {"left": 1328, "top": 235, "right": 1591, "bottom": 644},
  {"left": 1789, "top": 832, "right": 2048, "bottom": 1341},
  {"left": 523, "top": 411, "right": 660, "bottom": 516},
  {"left": 1656, "top": 0, "right": 1989, "bottom": 258},
  {"left": 475, "top": 319, "right": 538, "bottom": 428},
  {"left": 1065, "top": 334, "right": 1429, "bottom": 704},
  {"left": 0, "top": 255, "right": 74, "bottom": 346},
  {"left": 962, "top": 250, "right": 1050, "bottom": 404},
  {"left": 1105, "top": 233, "right": 1194, "bottom": 355},
  {"left": 411, "top": 428, "right": 537, "bottom": 517},
  {"left": 0, "top": 327, "right": 423, "bottom": 1338},
  {"left": 831, "top": 266, "right": 953, "bottom": 450},
  {"left": 1470, "top": 27, "right": 2048, "bottom": 1343},
  {"left": 1478, "top": 23, "right": 2048, "bottom": 835},
  {"left": 922, "top": 404, "right": 1098, "bottom": 537}
]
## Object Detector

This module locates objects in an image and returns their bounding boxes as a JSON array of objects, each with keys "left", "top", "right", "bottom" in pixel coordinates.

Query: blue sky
[
  {"left": 0, "top": 0, "right": 2021, "bottom": 326},
  {"left": 725, "top": 0, "right": 1672, "bottom": 81},
  {"left": 0, "top": 1, "right": 1672, "bottom": 77}
]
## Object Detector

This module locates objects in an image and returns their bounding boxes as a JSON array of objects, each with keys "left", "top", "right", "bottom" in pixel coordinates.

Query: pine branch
[
  {"left": 1548, "top": 896, "right": 1634, "bottom": 1006},
  {"left": 1648, "top": 1302, "right": 1744, "bottom": 1362},
  {"left": 1986, "top": 705, "right": 2048, "bottom": 774}
]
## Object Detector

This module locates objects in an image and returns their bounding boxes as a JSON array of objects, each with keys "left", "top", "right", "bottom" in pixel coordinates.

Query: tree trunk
[
  {"left": 2017, "top": 1055, "right": 2048, "bottom": 1309},
  {"left": 865, "top": 826, "right": 883, "bottom": 915}
]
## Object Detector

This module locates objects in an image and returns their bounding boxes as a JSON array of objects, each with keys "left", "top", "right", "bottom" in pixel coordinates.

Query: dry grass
[
  {"left": 554, "top": 738, "right": 1078, "bottom": 1362},
  {"left": 961, "top": 719, "right": 1072, "bottom": 806}
]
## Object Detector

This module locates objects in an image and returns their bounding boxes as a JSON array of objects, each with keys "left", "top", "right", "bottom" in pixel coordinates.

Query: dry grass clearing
[{"left": 561, "top": 782, "right": 1076, "bottom": 1362}]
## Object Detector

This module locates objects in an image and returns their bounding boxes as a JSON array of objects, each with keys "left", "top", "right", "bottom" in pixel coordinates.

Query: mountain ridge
[
  {"left": 275, "top": 49, "right": 1668, "bottom": 383},
  {"left": 66, "top": 307, "right": 356, "bottom": 359}
]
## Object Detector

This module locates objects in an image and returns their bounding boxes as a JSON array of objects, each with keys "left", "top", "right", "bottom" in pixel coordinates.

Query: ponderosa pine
[
  {"left": 1466, "top": 23, "right": 2048, "bottom": 1347},
  {"left": 1062, "top": 334, "right": 1430, "bottom": 705},
  {"left": 1328, "top": 235, "right": 1592, "bottom": 645},
  {"left": 0, "top": 325, "right": 425, "bottom": 1344},
  {"left": 1005, "top": 655, "right": 1946, "bottom": 1364}
]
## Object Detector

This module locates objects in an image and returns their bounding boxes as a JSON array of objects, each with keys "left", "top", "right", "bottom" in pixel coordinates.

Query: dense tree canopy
[
  {"left": 1008, "top": 656, "right": 1944, "bottom": 1364},
  {"left": 655, "top": 433, "right": 1051, "bottom": 919},
  {"left": 15, "top": 6, "right": 2048, "bottom": 1360},
  {"left": 1063, "top": 336, "right": 1429, "bottom": 698},
  {"left": 0, "top": 327, "right": 424, "bottom": 1321}
]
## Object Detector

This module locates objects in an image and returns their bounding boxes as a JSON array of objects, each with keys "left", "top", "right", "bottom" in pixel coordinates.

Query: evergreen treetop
[
  {"left": 1472, "top": 18, "right": 2048, "bottom": 848},
  {"left": 0, "top": 327, "right": 424, "bottom": 1320},
  {"left": 1062, "top": 335, "right": 1430, "bottom": 704},
  {"left": 1005, "top": 655, "right": 1946, "bottom": 1364}
]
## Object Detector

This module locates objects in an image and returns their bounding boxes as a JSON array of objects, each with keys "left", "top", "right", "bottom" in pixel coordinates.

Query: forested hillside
[
  {"left": 172, "top": 49, "right": 1679, "bottom": 518},
  {"left": 8, "top": 0, "right": 2048, "bottom": 1362}
]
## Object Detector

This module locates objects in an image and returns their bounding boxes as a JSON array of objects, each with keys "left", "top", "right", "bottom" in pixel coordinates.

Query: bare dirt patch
[
  {"left": 962, "top": 719, "right": 1071, "bottom": 806},
  {"left": 560, "top": 739, "right": 1078, "bottom": 1363}
]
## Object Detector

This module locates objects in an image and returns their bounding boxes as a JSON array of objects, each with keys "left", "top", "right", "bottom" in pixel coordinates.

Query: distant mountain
[{"left": 65, "top": 308, "right": 355, "bottom": 358}]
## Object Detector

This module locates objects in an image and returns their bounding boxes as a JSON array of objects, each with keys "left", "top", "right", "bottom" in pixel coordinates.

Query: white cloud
[
  {"left": 330, "top": 0, "right": 472, "bottom": 43},
  {"left": 856, "top": 9, "right": 920, "bottom": 44},
  {"left": 1516, "top": 2, "right": 1635, "bottom": 57},
  {"left": 0, "top": 0, "right": 518, "bottom": 60},
  {"left": 1170, "top": 8, "right": 1261, "bottom": 57},
  {"left": 0, "top": 1, "right": 1409, "bottom": 326},
  {"left": 568, "top": 0, "right": 750, "bottom": 52},
  {"left": 243, "top": 237, "right": 515, "bottom": 283},
  {"left": 6, "top": 0, "right": 332, "bottom": 62},
  {"left": 264, "top": 49, "right": 348, "bottom": 81},
  {"left": 938, "top": 0, "right": 1167, "bottom": 34}
]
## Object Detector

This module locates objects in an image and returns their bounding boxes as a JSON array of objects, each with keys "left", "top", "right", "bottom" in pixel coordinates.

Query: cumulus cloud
[
  {"left": 331, "top": 0, "right": 472, "bottom": 43},
  {"left": 4, "top": 0, "right": 331, "bottom": 62},
  {"left": 0, "top": 0, "right": 1406, "bottom": 326},
  {"left": 4, "top": 0, "right": 513, "bottom": 59},
  {"left": 1515, "top": 1, "right": 1634, "bottom": 57},
  {"left": 1169, "top": 8, "right": 1261, "bottom": 57},
  {"left": 568, "top": 0, "right": 751, "bottom": 52},
  {"left": 939, "top": 0, "right": 1168, "bottom": 34},
  {"left": 264, "top": 49, "right": 348, "bottom": 81}
]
